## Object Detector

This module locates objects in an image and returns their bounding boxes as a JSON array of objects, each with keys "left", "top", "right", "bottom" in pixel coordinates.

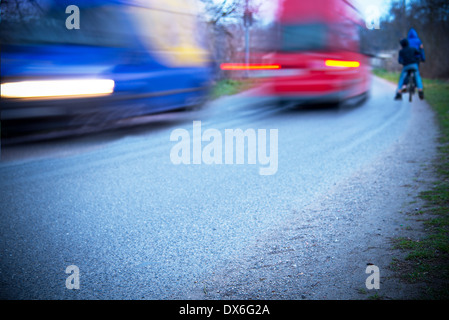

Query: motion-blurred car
[
  {"left": 1, "top": 0, "right": 213, "bottom": 139},
  {"left": 222, "top": 0, "right": 371, "bottom": 106},
  {"left": 265, "top": 0, "right": 371, "bottom": 105}
]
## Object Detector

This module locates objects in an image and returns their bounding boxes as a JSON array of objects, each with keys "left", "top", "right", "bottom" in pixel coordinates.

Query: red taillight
[
  {"left": 325, "top": 60, "right": 360, "bottom": 68},
  {"left": 220, "top": 63, "right": 282, "bottom": 70}
]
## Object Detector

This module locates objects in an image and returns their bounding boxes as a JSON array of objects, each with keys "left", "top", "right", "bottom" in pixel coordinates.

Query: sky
[{"left": 352, "top": 0, "right": 393, "bottom": 18}]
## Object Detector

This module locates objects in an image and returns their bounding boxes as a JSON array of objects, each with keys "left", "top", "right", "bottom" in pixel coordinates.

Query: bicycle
[{"left": 405, "top": 69, "right": 416, "bottom": 102}]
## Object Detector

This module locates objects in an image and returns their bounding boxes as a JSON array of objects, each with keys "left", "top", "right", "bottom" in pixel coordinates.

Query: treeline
[{"left": 361, "top": 0, "right": 449, "bottom": 79}]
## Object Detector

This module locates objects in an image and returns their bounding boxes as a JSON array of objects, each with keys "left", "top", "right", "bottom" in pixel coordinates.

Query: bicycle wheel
[{"left": 409, "top": 72, "right": 414, "bottom": 102}]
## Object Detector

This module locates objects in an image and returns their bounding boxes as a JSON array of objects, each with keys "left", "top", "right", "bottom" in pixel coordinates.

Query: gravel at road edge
[{"left": 193, "top": 81, "right": 440, "bottom": 300}]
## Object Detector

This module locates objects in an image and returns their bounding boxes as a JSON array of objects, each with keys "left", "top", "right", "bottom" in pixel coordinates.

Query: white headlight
[{"left": 1, "top": 79, "right": 115, "bottom": 99}]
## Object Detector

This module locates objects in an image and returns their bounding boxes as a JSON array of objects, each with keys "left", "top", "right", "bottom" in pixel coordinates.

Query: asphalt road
[{"left": 0, "top": 76, "right": 439, "bottom": 299}]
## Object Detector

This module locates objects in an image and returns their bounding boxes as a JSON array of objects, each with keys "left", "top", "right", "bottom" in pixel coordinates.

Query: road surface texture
[{"left": 0, "top": 76, "right": 439, "bottom": 299}]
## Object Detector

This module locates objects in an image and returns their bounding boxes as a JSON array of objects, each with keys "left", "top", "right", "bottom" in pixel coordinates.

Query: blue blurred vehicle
[{"left": 1, "top": 0, "right": 213, "bottom": 138}]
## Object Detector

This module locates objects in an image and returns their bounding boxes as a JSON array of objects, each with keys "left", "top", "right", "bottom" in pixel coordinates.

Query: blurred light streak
[
  {"left": 325, "top": 60, "right": 361, "bottom": 68},
  {"left": 1, "top": 79, "right": 115, "bottom": 99},
  {"left": 220, "top": 63, "right": 282, "bottom": 70}
]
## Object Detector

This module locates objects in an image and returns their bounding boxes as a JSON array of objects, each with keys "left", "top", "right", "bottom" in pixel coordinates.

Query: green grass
[
  {"left": 372, "top": 69, "right": 401, "bottom": 84},
  {"left": 211, "top": 79, "right": 254, "bottom": 99},
  {"left": 374, "top": 68, "right": 449, "bottom": 299},
  {"left": 367, "top": 292, "right": 385, "bottom": 300}
]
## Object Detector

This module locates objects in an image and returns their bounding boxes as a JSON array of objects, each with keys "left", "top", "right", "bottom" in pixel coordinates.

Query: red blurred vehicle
[{"left": 231, "top": 0, "right": 371, "bottom": 106}]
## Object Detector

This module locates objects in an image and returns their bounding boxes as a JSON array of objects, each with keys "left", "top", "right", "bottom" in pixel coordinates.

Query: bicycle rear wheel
[{"left": 409, "top": 72, "right": 415, "bottom": 102}]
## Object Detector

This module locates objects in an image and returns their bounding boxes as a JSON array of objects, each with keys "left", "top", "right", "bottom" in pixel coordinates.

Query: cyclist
[
  {"left": 403, "top": 28, "right": 425, "bottom": 86},
  {"left": 407, "top": 28, "right": 425, "bottom": 61},
  {"left": 394, "top": 38, "right": 424, "bottom": 100}
]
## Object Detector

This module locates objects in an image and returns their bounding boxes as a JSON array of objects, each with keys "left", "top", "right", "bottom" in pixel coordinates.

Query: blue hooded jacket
[{"left": 407, "top": 28, "right": 425, "bottom": 62}]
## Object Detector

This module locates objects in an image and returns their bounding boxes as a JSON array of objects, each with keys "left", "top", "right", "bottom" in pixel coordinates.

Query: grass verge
[
  {"left": 211, "top": 78, "right": 256, "bottom": 99},
  {"left": 373, "top": 68, "right": 449, "bottom": 299}
]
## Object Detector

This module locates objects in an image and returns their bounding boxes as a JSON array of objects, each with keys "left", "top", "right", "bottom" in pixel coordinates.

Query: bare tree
[
  {"left": 199, "top": 0, "right": 244, "bottom": 26},
  {"left": 198, "top": 0, "right": 266, "bottom": 78}
]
